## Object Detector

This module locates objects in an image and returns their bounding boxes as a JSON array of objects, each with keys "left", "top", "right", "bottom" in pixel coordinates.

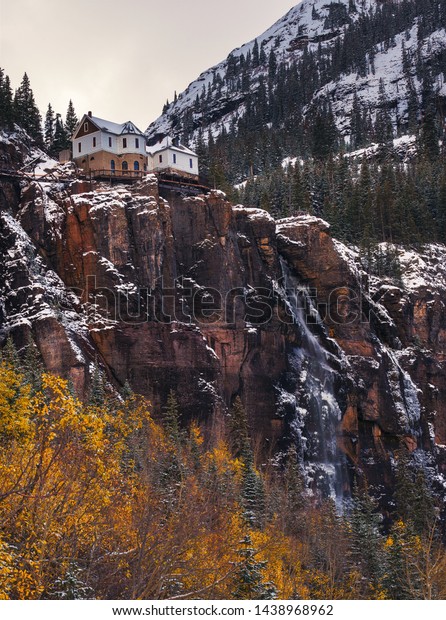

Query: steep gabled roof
[
  {"left": 146, "top": 137, "right": 197, "bottom": 157},
  {"left": 91, "top": 116, "right": 145, "bottom": 136},
  {"left": 73, "top": 114, "right": 146, "bottom": 138}
]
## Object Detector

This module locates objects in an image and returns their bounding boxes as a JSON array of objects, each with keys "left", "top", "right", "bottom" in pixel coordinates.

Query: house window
[
  {"left": 123, "top": 138, "right": 127, "bottom": 148},
  {"left": 173, "top": 153, "right": 177, "bottom": 164},
  {"left": 109, "top": 137, "right": 112, "bottom": 147},
  {"left": 134, "top": 161, "right": 139, "bottom": 171},
  {"left": 122, "top": 161, "right": 128, "bottom": 171},
  {"left": 159, "top": 154, "right": 162, "bottom": 163},
  {"left": 135, "top": 138, "right": 139, "bottom": 148},
  {"left": 78, "top": 143, "right": 81, "bottom": 153},
  {"left": 84, "top": 122, "right": 88, "bottom": 131},
  {"left": 189, "top": 158, "right": 193, "bottom": 168},
  {"left": 93, "top": 137, "right": 96, "bottom": 147},
  {"left": 111, "top": 160, "right": 115, "bottom": 171}
]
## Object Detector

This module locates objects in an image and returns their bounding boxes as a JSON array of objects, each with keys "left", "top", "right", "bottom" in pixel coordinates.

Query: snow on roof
[
  {"left": 87, "top": 115, "right": 145, "bottom": 136},
  {"left": 146, "top": 137, "right": 197, "bottom": 157}
]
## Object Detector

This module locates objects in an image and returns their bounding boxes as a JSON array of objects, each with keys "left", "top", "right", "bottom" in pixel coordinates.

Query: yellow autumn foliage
[{"left": 0, "top": 361, "right": 445, "bottom": 600}]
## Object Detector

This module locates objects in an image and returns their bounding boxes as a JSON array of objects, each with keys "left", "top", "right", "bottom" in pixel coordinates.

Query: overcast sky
[{"left": 1, "top": 0, "right": 294, "bottom": 131}]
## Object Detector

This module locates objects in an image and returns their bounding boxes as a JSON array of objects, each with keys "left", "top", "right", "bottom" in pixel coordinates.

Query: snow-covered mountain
[{"left": 146, "top": 0, "right": 446, "bottom": 147}]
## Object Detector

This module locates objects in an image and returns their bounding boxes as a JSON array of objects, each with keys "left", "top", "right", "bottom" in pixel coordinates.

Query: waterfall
[{"left": 279, "top": 258, "right": 348, "bottom": 507}]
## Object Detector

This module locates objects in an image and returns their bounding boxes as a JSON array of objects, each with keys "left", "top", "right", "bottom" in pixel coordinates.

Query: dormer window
[
  {"left": 135, "top": 138, "right": 139, "bottom": 148},
  {"left": 109, "top": 137, "right": 112, "bottom": 147},
  {"left": 189, "top": 158, "right": 193, "bottom": 168},
  {"left": 93, "top": 137, "right": 96, "bottom": 147},
  {"left": 173, "top": 153, "right": 177, "bottom": 164},
  {"left": 123, "top": 138, "right": 127, "bottom": 148},
  {"left": 78, "top": 143, "right": 82, "bottom": 153},
  {"left": 84, "top": 122, "right": 88, "bottom": 132},
  {"left": 159, "top": 155, "right": 163, "bottom": 163}
]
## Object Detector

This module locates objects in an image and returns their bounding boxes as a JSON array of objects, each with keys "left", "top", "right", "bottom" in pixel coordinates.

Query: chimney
[{"left": 88, "top": 111, "right": 92, "bottom": 117}]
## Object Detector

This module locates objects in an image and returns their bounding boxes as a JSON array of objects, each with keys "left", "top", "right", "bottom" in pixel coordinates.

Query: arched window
[
  {"left": 134, "top": 161, "right": 140, "bottom": 171},
  {"left": 122, "top": 161, "right": 128, "bottom": 171}
]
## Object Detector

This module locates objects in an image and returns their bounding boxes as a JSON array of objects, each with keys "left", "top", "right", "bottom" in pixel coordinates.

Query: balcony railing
[{"left": 87, "top": 169, "right": 145, "bottom": 180}]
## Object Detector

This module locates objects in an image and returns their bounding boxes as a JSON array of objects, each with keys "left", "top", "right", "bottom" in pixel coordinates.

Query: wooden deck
[
  {"left": 0, "top": 166, "right": 211, "bottom": 195},
  {"left": 86, "top": 169, "right": 145, "bottom": 183}
]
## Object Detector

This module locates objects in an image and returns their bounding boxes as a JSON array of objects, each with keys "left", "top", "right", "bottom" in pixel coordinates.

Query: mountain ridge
[{"left": 146, "top": 0, "right": 446, "bottom": 155}]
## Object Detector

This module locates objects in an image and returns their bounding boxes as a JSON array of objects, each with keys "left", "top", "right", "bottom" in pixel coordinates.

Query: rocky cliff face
[{"left": 1, "top": 132, "right": 445, "bottom": 508}]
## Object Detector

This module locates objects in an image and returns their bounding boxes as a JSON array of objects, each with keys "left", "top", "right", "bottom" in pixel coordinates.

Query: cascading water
[{"left": 279, "top": 258, "right": 349, "bottom": 508}]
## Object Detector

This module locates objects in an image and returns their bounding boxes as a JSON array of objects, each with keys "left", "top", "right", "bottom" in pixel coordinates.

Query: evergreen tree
[
  {"left": 311, "top": 103, "right": 338, "bottom": 159},
  {"left": 282, "top": 446, "right": 305, "bottom": 535},
  {"left": 120, "top": 380, "right": 133, "bottom": 400},
  {"left": 349, "top": 484, "right": 384, "bottom": 594},
  {"left": 52, "top": 113, "right": 69, "bottom": 154},
  {"left": 0, "top": 68, "right": 14, "bottom": 129},
  {"left": 44, "top": 103, "right": 55, "bottom": 150},
  {"left": 252, "top": 39, "right": 260, "bottom": 68},
  {"left": 228, "top": 396, "right": 250, "bottom": 459},
  {"left": 437, "top": 171, "right": 446, "bottom": 241},
  {"left": 88, "top": 361, "right": 106, "bottom": 407},
  {"left": 394, "top": 450, "right": 437, "bottom": 537},
  {"left": 231, "top": 535, "right": 277, "bottom": 599},
  {"left": 1, "top": 335, "right": 21, "bottom": 369},
  {"left": 419, "top": 72, "right": 439, "bottom": 159},
  {"left": 289, "top": 162, "right": 306, "bottom": 213},
  {"left": 241, "top": 460, "right": 266, "bottom": 528},
  {"left": 350, "top": 92, "right": 365, "bottom": 149},
  {"left": 382, "top": 521, "right": 412, "bottom": 599},
  {"left": 268, "top": 50, "right": 277, "bottom": 80},
  {"left": 64, "top": 99, "right": 78, "bottom": 137},
  {"left": 13, "top": 72, "right": 43, "bottom": 145},
  {"left": 406, "top": 79, "right": 419, "bottom": 133},
  {"left": 375, "top": 79, "right": 394, "bottom": 144},
  {"left": 49, "top": 564, "right": 93, "bottom": 600},
  {"left": 163, "top": 389, "right": 182, "bottom": 444},
  {"left": 22, "top": 334, "right": 43, "bottom": 393},
  {"left": 384, "top": 450, "right": 442, "bottom": 599}
]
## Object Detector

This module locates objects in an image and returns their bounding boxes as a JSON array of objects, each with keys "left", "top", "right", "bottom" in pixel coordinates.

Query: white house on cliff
[
  {"left": 71, "top": 112, "right": 198, "bottom": 180},
  {"left": 72, "top": 113, "right": 148, "bottom": 175},
  {"left": 146, "top": 137, "right": 199, "bottom": 179}
]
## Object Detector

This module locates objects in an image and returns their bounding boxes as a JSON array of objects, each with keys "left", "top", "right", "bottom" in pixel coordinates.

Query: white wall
[
  {"left": 115, "top": 134, "right": 146, "bottom": 155},
  {"left": 151, "top": 147, "right": 199, "bottom": 176},
  {"left": 73, "top": 131, "right": 147, "bottom": 157},
  {"left": 73, "top": 130, "right": 101, "bottom": 157}
]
